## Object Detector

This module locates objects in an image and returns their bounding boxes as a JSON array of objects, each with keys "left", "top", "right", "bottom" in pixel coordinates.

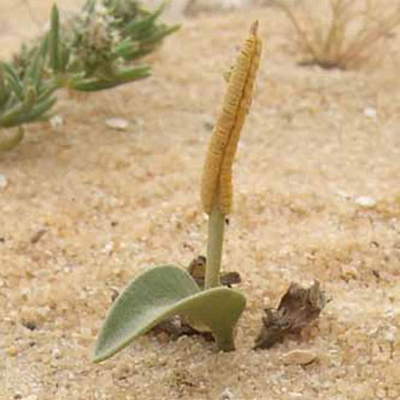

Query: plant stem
[{"left": 205, "top": 205, "right": 225, "bottom": 289}]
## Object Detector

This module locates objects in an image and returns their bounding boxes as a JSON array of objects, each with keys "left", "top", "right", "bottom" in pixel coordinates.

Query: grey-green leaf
[{"left": 93, "top": 265, "right": 246, "bottom": 363}]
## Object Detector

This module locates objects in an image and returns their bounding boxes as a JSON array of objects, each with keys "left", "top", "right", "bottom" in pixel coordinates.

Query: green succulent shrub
[{"left": 0, "top": 0, "right": 178, "bottom": 151}]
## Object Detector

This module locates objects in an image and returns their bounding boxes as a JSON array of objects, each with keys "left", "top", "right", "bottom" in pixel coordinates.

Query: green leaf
[
  {"left": 39, "top": 34, "right": 50, "bottom": 60},
  {"left": 27, "top": 51, "right": 44, "bottom": 90},
  {"left": 71, "top": 65, "right": 151, "bottom": 92},
  {"left": 1, "top": 63, "right": 24, "bottom": 100},
  {"left": 121, "top": 3, "right": 166, "bottom": 37},
  {"left": 10, "top": 96, "right": 57, "bottom": 126},
  {"left": 37, "top": 83, "right": 57, "bottom": 102},
  {"left": 58, "top": 44, "right": 70, "bottom": 73},
  {"left": 0, "top": 66, "right": 8, "bottom": 105},
  {"left": 93, "top": 265, "right": 246, "bottom": 363},
  {"left": 121, "top": 25, "right": 179, "bottom": 62},
  {"left": 49, "top": 4, "right": 60, "bottom": 73},
  {"left": 113, "top": 39, "right": 140, "bottom": 59},
  {"left": 0, "top": 87, "right": 35, "bottom": 128}
]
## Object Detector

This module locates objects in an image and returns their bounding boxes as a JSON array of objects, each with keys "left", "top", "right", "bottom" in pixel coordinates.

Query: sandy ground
[{"left": 1, "top": 1, "right": 400, "bottom": 399}]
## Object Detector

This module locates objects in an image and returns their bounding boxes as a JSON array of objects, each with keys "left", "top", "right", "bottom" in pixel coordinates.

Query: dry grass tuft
[{"left": 274, "top": 0, "right": 400, "bottom": 70}]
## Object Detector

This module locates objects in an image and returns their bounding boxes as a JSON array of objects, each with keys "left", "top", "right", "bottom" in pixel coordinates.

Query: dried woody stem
[{"left": 201, "top": 21, "right": 262, "bottom": 289}]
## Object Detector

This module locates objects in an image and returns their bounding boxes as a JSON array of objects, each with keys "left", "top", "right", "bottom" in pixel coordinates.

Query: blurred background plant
[
  {"left": 0, "top": 0, "right": 178, "bottom": 151},
  {"left": 273, "top": 0, "right": 400, "bottom": 70},
  {"left": 0, "top": 48, "right": 57, "bottom": 150}
]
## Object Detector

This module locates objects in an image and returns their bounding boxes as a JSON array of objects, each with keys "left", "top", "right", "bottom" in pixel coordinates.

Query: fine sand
[{"left": 1, "top": 1, "right": 399, "bottom": 399}]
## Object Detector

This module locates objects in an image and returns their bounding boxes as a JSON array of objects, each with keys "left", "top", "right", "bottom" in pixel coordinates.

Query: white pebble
[
  {"left": 52, "top": 347, "right": 62, "bottom": 359},
  {"left": 336, "top": 189, "right": 352, "bottom": 200},
  {"left": 102, "top": 241, "right": 114, "bottom": 254},
  {"left": 0, "top": 174, "right": 8, "bottom": 189},
  {"left": 289, "top": 394, "right": 305, "bottom": 400},
  {"left": 106, "top": 117, "right": 129, "bottom": 131},
  {"left": 220, "top": 387, "right": 235, "bottom": 400},
  {"left": 50, "top": 115, "right": 64, "bottom": 129},
  {"left": 355, "top": 196, "right": 376, "bottom": 208},
  {"left": 363, "top": 107, "right": 377, "bottom": 119},
  {"left": 283, "top": 349, "right": 317, "bottom": 365}
]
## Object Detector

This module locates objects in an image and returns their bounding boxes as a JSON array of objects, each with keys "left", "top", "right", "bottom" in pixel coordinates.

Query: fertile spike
[{"left": 201, "top": 22, "right": 262, "bottom": 215}]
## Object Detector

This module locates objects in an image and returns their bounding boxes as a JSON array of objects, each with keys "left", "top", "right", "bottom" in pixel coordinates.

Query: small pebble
[
  {"left": 113, "top": 363, "right": 132, "bottom": 380},
  {"left": 37, "top": 306, "right": 51, "bottom": 319},
  {"left": 0, "top": 174, "right": 8, "bottom": 189},
  {"left": 102, "top": 241, "right": 114, "bottom": 255},
  {"left": 341, "top": 264, "right": 359, "bottom": 281},
  {"left": 106, "top": 117, "right": 129, "bottom": 131},
  {"left": 336, "top": 189, "right": 352, "bottom": 200},
  {"left": 22, "top": 320, "right": 37, "bottom": 331},
  {"left": 363, "top": 107, "right": 377, "bottom": 119},
  {"left": 355, "top": 196, "right": 376, "bottom": 208},
  {"left": 30, "top": 228, "right": 47, "bottom": 244},
  {"left": 289, "top": 394, "right": 305, "bottom": 400},
  {"left": 220, "top": 387, "right": 235, "bottom": 400},
  {"left": 283, "top": 349, "right": 317, "bottom": 365},
  {"left": 52, "top": 347, "right": 62, "bottom": 359},
  {"left": 203, "top": 120, "right": 214, "bottom": 131},
  {"left": 50, "top": 115, "right": 64, "bottom": 129},
  {"left": 8, "top": 346, "right": 18, "bottom": 357}
]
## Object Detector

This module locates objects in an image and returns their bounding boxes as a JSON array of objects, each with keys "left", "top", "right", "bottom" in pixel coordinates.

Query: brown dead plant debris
[
  {"left": 187, "top": 255, "right": 241, "bottom": 288},
  {"left": 254, "top": 280, "right": 326, "bottom": 349},
  {"left": 274, "top": 0, "right": 400, "bottom": 70}
]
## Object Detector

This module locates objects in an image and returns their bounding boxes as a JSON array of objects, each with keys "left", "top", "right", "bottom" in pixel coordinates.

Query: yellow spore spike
[{"left": 201, "top": 21, "right": 262, "bottom": 215}]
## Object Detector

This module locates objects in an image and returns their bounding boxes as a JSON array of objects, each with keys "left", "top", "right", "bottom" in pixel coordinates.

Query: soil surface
[{"left": 1, "top": 1, "right": 399, "bottom": 399}]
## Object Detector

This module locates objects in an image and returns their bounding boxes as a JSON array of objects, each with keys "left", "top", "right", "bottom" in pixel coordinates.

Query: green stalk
[
  {"left": 49, "top": 5, "right": 60, "bottom": 74},
  {"left": 205, "top": 205, "right": 225, "bottom": 289}
]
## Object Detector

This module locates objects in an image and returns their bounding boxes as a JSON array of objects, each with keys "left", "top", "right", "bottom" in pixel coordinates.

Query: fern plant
[{"left": 93, "top": 22, "right": 262, "bottom": 362}]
